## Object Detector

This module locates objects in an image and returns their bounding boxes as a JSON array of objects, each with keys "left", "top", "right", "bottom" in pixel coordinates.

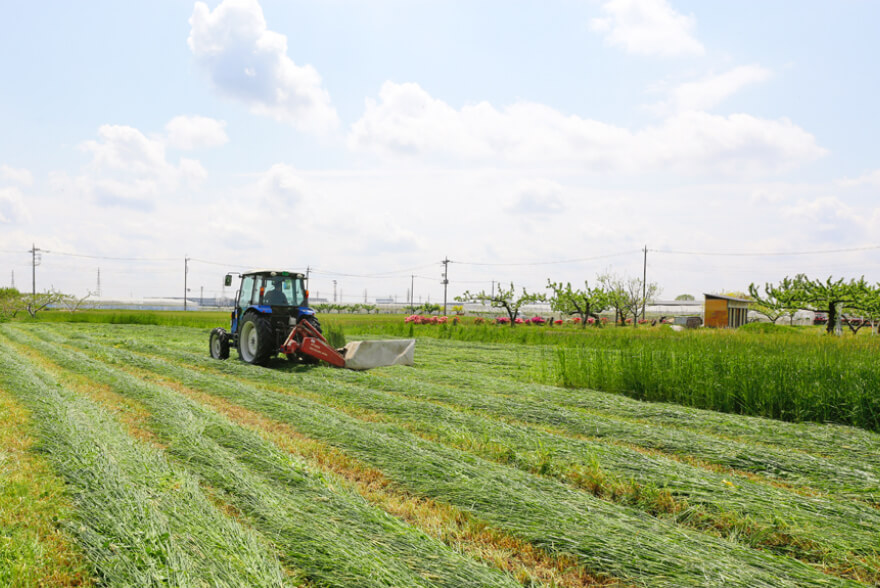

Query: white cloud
[
  {"left": 652, "top": 65, "right": 773, "bottom": 114},
  {"left": 781, "top": 195, "right": 880, "bottom": 238},
  {"left": 590, "top": 0, "right": 704, "bottom": 57},
  {"left": 506, "top": 180, "right": 566, "bottom": 215},
  {"left": 257, "top": 163, "right": 307, "bottom": 205},
  {"left": 0, "top": 187, "right": 30, "bottom": 224},
  {"left": 0, "top": 165, "right": 33, "bottom": 186},
  {"left": 165, "top": 115, "right": 229, "bottom": 150},
  {"left": 837, "top": 169, "right": 880, "bottom": 188},
  {"left": 348, "top": 82, "right": 826, "bottom": 176},
  {"left": 188, "top": 0, "right": 339, "bottom": 134},
  {"left": 71, "top": 124, "right": 207, "bottom": 209}
]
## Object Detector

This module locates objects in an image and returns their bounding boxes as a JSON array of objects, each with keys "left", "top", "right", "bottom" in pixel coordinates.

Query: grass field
[{"left": 1, "top": 313, "right": 879, "bottom": 587}]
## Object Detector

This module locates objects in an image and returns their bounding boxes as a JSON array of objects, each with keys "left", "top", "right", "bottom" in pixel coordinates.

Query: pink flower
[{"left": 554, "top": 319, "right": 563, "bottom": 325}]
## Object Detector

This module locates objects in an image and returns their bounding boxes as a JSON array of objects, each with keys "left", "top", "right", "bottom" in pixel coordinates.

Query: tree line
[
  {"left": 749, "top": 274, "right": 880, "bottom": 334},
  {"left": 457, "top": 273, "right": 660, "bottom": 327},
  {"left": 0, "top": 287, "right": 94, "bottom": 320}
]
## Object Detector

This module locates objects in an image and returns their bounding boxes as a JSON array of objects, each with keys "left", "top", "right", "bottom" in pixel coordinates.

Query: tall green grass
[{"left": 541, "top": 331, "right": 880, "bottom": 431}]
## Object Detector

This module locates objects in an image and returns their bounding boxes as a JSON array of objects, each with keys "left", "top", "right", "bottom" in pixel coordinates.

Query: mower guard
[
  {"left": 340, "top": 339, "right": 415, "bottom": 370},
  {"left": 282, "top": 319, "right": 414, "bottom": 370}
]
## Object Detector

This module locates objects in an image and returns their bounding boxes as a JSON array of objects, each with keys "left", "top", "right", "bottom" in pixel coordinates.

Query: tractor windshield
[{"left": 258, "top": 275, "right": 305, "bottom": 307}]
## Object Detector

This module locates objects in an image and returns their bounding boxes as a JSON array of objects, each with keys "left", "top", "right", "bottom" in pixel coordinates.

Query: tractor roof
[{"left": 243, "top": 270, "right": 305, "bottom": 278}]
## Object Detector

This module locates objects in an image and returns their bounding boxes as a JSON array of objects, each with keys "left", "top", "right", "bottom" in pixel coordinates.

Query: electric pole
[
  {"left": 441, "top": 257, "right": 449, "bottom": 315},
  {"left": 30, "top": 244, "right": 42, "bottom": 304},
  {"left": 96, "top": 268, "right": 101, "bottom": 297},
  {"left": 641, "top": 245, "right": 648, "bottom": 321},
  {"left": 410, "top": 274, "right": 415, "bottom": 313},
  {"left": 333, "top": 280, "right": 337, "bottom": 303},
  {"left": 184, "top": 257, "right": 190, "bottom": 311},
  {"left": 10, "top": 270, "right": 14, "bottom": 289}
]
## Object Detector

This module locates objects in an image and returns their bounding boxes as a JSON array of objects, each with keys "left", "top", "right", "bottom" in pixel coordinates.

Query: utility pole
[
  {"left": 641, "top": 245, "right": 648, "bottom": 321},
  {"left": 30, "top": 244, "right": 42, "bottom": 304},
  {"left": 491, "top": 280, "right": 495, "bottom": 299},
  {"left": 200, "top": 286, "right": 204, "bottom": 306},
  {"left": 10, "top": 270, "right": 14, "bottom": 289},
  {"left": 441, "top": 257, "right": 449, "bottom": 315},
  {"left": 96, "top": 268, "right": 101, "bottom": 297},
  {"left": 184, "top": 257, "right": 190, "bottom": 311},
  {"left": 410, "top": 274, "right": 415, "bottom": 313},
  {"left": 333, "top": 280, "right": 337, "bottom": 303},
  {"left": 305, "top": 266, "right": 310, "bottom": 290}
]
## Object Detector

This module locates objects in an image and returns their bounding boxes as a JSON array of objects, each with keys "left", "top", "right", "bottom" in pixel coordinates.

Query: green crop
[{"left": 9, "top": 323, "right": 871, "bottom": 587}]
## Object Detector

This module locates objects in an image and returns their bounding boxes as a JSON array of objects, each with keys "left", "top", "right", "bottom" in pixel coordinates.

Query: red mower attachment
[{"left": 281, "top": 318, "right": 346, "bottom": 367}]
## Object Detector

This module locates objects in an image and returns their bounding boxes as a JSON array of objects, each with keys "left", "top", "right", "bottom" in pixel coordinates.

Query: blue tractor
[{"left": 210, "top": 270, "right": 326, "bottom": 366}]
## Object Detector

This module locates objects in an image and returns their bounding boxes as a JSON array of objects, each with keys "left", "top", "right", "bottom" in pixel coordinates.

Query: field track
[{"left": 1, "top": 322, "right": 878, "bottom": 587}]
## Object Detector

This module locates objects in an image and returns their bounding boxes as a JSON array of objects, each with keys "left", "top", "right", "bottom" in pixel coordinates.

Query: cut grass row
[
  {"left": 1, "top": 328, "right": 534, "bottom": 588},
  {"left": 0, "top": 387, "right": 93, "bottom": 587},
  {"left": 0, "top": 337, "right": 294, "bottom": 587},
  {"left": 41, "top": 324, "right": 880, "bottom": 583},
  {"left": 400, "top": 339, "right": 880, "bottom": 476},
  {"left": 74, "top": 324, "right": 880, "bottom": 503},
  {"left": 11, "top": 324, "right": 869, "bottom": 587}
]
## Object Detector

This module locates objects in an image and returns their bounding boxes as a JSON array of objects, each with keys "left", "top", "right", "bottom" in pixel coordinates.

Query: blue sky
[{"left": 1, "top": 0, "right": 878, "bottom": 303}]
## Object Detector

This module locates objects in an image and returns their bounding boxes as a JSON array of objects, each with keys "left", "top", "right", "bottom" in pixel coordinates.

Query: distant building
[{"left": 703, "top": 293, "right": 751, "bottom": 328}]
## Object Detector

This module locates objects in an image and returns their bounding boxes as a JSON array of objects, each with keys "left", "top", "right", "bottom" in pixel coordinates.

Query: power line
[
  {"left": 451, "top": 250, "right": 637, "bottom": 266},
  {"left": 41, "top": 250, "right": 179, "bottom": 261},
  {"left": 652, "top": 244, "right": 880, "bottom": 257}
]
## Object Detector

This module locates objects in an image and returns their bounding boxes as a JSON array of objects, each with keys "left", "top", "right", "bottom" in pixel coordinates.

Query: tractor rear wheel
[
  {"left": 209, "top": 327, "right": 230, "bottom": 360},
  {"left": 291, "top": 315, "right": 323, "bottom": 364},
  {"left": 237, "top": 312, "right": 274, "bottom": 365}
]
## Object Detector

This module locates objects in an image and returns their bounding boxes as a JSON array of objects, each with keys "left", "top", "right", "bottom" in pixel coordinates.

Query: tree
[
  {"left": 753, "top": 274, "right": 867, "bottom": 335},
  {"left": 841, "top": 280, "right": 877, "bottom": 334},
  {"left": 457, "top": 283, "right": 545, "bottom": 327},
  {"left": 546, "top": 279, "right": 609, "bottom": 328},
  {"left": 24, "top": 289, "right": 66, "bottom": 318},
  {"left": 0, "top": 287, "right": 23, "bottom": 320},
  {"left": 858, "top": 283, "right": 880, "bottom": 335},
  {"left": 621, "top": 276, "right": 660, "bottom": 326},
  {"left": 598, "top": 273, "right": 628, "bottom": 325},
  {"left": 748, "top": 281, "right": 799, "bottom": 325},
  {"left": 57, "top": 291, "right": 95, "bottom": 313},
  {"left": 675, "top": 294, "right": 695, "bottom": 301}
]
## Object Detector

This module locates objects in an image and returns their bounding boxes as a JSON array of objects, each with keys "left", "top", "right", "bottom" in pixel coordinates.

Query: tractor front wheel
[
  {"left": 209, "top": 327, "right": 230, "bottom": 360},
  {"left": 237, "top": 313, "right": 274, "bottom": 365}
]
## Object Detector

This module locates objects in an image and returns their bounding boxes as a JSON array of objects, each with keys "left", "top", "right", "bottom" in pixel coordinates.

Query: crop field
[{"left": 2, "top": 319, "right": 880, "bottom": 587}]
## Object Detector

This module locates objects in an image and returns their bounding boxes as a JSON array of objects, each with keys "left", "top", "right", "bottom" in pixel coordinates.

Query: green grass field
[{"left": 1, "top": 312, "right": 879, "bottom": 586}]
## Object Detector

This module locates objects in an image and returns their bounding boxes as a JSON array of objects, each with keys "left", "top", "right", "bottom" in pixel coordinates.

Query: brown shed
[{"left": 703, "top": 294, "right": 751, "bottom": 328}]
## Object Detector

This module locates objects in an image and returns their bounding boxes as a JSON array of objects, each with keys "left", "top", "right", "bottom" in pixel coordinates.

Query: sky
[{"left": 1, "top": 0, "right": 879, "bottom": 304}]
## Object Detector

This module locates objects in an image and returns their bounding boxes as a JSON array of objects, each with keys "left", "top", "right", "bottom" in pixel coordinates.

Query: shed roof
[{"left": 703, "top": 293, "right": 752, "bottom": 304}]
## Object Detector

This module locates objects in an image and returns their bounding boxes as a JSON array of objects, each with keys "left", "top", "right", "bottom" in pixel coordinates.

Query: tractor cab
[
  {"left": 228, "top": 270, "right": 312, "bottom": 334},
  {"left": 210, "top": 270, "right": 320, "bottom": 365}
]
